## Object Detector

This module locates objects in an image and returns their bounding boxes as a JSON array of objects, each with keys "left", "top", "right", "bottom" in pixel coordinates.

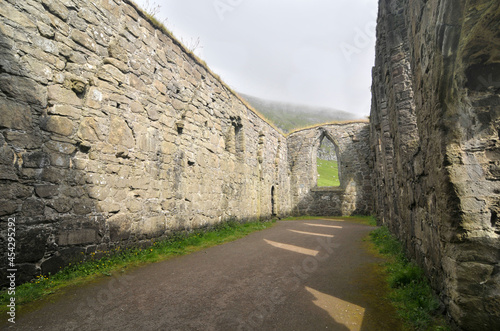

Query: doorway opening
[{"left": 271, "top": 186, "right": 277, "bottom": 216}]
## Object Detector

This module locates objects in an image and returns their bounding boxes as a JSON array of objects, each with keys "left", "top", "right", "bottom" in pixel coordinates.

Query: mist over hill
[{"left": 239, "top": 93, "right": 360, "bottom": 133}]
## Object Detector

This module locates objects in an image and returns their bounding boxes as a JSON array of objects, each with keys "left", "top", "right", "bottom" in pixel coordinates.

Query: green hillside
[
  {"left": 239, "top": 93, "right": 358, "bottom": 133},
  {"left": 317, "top": 159, "right": 340, "bottom": 187}
]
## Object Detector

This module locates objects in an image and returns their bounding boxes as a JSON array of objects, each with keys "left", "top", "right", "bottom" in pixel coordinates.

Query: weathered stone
[
  {"left": 0, "top": 165, "right": 18, "bottom": 181},
  {"left": 130, "top": 100, "right": 144, "bottom": 113},
  {"left": 107, "top": 39, "right": 128, "bottom": 62},
  {"left": 47, "top": 85, "right": 82, "bottom": 106},
  {"left": 108, "top": 213, "right": 132, "bottom": 241},
  {"left": 0, "top": 98, "right": 32, "bottom": 130},
  {"left": 16, "top": 228, "right": 48, "bottom": 263},
  {"left": 37, "top": 21, "right": 55, "bottom": 39},
  {"left": 57, "top": 229, "right": 97, "bottom": 246},
  {"left": 103, "top": 57, "right": 130, "bottom": 73},
  {"left": 35, "top": 184, "right": 59, "bottom": 198},
  {"left": 146, "top": 106, "right": 160, "bottom": 121},
  {"left": 0, "top": 1, "right": 36, "bottom": 29},
  {"left": 4, "top": 131, "right": 42, "bottom": 149},
  {"left": 22, "top": 151, "right": 50, "bottom": 168},
  {"left": 49, "top": 104, "right": 80, "bottom": 119},
  {"left": 370, "top": 0, "right": 500, "bottom": 328},
  {"left": 21, "top": 198, "right": 45, "bottom": 217},
  {"left": 70, "top": 29, "right": 96, "bottom": 52},
  {"left": 42, "top": 0, "right": 69, "bottom": 21},
  {"left": 108, "top": 117, "right": 134, "bottom": 148},
  {"left": 45, "top": 141, "right": 77, "bottom": 155},
  {"left": 43, "top": 115, "right": 74, "bottom": 136},
  {"left": 0, "top": 75, "right": 47, "bottom": 107},
  {"left": 0, "top": 200, "right": 18, "bottom": 216}
]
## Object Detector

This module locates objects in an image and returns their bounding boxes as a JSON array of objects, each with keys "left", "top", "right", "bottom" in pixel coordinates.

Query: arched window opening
[{"left": 316, "top": 136, "right": 340, "bottom": 187}]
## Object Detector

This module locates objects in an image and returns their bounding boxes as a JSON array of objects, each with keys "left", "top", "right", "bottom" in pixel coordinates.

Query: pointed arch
[{"left": 314, "top": 129, "right": 341, "bottom": 187}]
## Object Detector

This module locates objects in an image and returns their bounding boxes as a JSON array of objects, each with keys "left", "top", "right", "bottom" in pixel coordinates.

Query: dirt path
[{"left": 5, "top": 220, "right": 402, "bottom": 330}]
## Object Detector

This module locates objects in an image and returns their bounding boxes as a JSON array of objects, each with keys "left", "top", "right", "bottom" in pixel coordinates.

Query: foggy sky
[{"left": 133, "top": 0, "right": 378, "bottom": 118}]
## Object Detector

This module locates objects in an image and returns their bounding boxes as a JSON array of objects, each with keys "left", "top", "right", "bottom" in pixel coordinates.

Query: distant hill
[{"left": 239, "top": 93, "right": 359, "bottom": 133}]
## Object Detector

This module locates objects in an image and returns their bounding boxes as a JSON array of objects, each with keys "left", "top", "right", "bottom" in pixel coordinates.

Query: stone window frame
[{"left": 314, "top": 130, "right": 342, "bottom": 188}]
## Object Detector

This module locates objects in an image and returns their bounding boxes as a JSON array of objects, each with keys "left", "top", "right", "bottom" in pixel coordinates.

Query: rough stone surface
[
  {"left": 0, "top": 0, "right": 296, "bottom": 289},
  {"left": 3, "top": 0, "right": 497, "bottom": 328},
  {"left": 370, "top": 0, "right": 500, "bottom": 328}
]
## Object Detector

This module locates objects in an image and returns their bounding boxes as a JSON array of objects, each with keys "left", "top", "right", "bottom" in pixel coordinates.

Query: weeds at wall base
[
  {"left": 0, "top": 220, "right": 275, "bottom": 315},
  {"left": 369, "top": 226, "right": 450, "bottom": 330}
]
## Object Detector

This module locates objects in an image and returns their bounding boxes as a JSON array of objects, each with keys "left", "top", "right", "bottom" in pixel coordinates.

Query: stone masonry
[
  {"left": 0, "top": 0, "right": 368, "bottom": 288},
  {"left": 287, "top": 122, "right": 373, "bottom": 216},
  {"left": 371, "top": 0, "right": 500, "bottom": 329},
  {"left": 0, "top": 0, "right": 295, "bottom": 284},
  {"left": 1, "top": 0, "right": 498, "bottom": 329}
]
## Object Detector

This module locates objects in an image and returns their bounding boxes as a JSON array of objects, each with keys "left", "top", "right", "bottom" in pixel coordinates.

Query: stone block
[
  {"left": 107, "top": 39, "right": 128, "bottom": 63},
  {"left": 43, "top": 115, "right": 75, "bottom": 136},
  {"left": 21, "top": 198, "right": 45, "bottom": 217},
  {"left": 78, "top": 117, "right": 105, "bottom": 142},
  {"left": 45, "top": 141, "right": 77, "bottom": 155},
  {"left": 47, "top": 85, "right": 82, "bottom": 106},
  {"left": 0, "top": 1, "right": 36, "bottom": 29},
  {"left": 108, "top": 213, "right": 132, "bottom": 241},
  {"left": 103, "top": 57, "right": 129, "bottom": 73},
  {"left": 108, "top": 117, "right": 134, "bottom": 148},
  {"left": 0, "top": 200, "right": 18, "bottom": 216},
  {"left": 0, "top": 99, "right": 32, "bottom": 131},
  {"left": 49, "top": 104, "right": 80, "bottom": 119},
  {"left": 22, "top": 151, "right": 50, "bottom": 168},
  {"left": 16, "top": 228, "right": 48, "bottom": 263},
  {"left": 37, "top": 21, "right": 55, "bottom": 39},
  {"left": 70, "top": 29, "right": 96, "bottom": 52},
  {"left": 73, "top": 199, "right": 93, "bottom": 215},
  {"left": 40, "top": 254, "right": 64, "bottom": 276},
  {"left": 42, "top": 0, "right": 69, "bottom": 21},
  {"left": 35, "top": 184, "right": 59, "bottom": 198},
  {"left": 130, "top": 101, "right": 144, "bottom": 113},
  {"left": 0, "top": 75, "right": 47, "bottom": 107},
  {"left": 57, "top": 229, "right": 98, "bottom": 246}
]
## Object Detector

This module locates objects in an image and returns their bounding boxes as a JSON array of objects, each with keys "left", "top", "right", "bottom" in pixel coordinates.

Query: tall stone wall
[
  {"left": 0, "top": 0, "right": 291, "bottom": 285},
  {"left": 371, "top": 0, "right": 500, "bottom": 328},
  {"left": 287, "top": 122, "right": 373, "bottom": 216}
]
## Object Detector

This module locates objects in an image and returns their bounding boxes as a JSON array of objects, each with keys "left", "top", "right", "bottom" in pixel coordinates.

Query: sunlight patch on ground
[
  {"left": 288, "top": 230, "right": 334, "bottom": 238},
  {"left": 263, "top": 239, "right": 319, "bottom": 256},
  {"left": 305, "top": 286, "right": 365, "bottom": 331},
  {"left": 305, "top": 223, "right": 343, "bottom": 229}
]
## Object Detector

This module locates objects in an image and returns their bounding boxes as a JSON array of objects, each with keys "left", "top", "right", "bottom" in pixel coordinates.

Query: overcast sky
[{"left": 133, "top": 0, "right": 378, "bottom": 118}]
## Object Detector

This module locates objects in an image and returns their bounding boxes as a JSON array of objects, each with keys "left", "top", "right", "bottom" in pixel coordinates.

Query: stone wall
[
  {"left": 0, "top": 0, "right": 291, "bottom": 285},
  {"left": 371, "top": 0, "right": 500, "bottom": 328},
  {"left": 287, "top": 122, "right": 373, "bottom": 216}
]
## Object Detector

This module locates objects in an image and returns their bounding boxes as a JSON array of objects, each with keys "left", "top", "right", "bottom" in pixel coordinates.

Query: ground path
[{"left": 6, "top": 219, "right": 402, "bottom": 330}]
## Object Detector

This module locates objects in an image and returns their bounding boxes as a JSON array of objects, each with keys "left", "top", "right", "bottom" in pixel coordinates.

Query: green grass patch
[
  {"left": 317, "top": 159, "right": 340, "bottom": 187},
  {"left": 369, "top": 226, "right": 450, "bottom": 330},
  {"left": 0, "top": 220, "right": 275, "bottom": 314},
  {"left": 282, "top": 215, "right": 377, "bottom": 226}
]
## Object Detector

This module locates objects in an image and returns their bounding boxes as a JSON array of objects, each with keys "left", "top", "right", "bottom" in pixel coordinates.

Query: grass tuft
[
  {"left": 369, "top": 226, "right": 449, "bottom": 330},
  {"left": 0, "top": 220, "right": 275, "bottom": 314}
]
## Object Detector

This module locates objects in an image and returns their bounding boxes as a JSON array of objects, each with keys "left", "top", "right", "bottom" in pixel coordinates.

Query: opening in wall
[
  {"left": 271, "top": 186, "right": 276, "bottom": 216},
  {"left": 316, "top": 135, "right": 341, "bottom": 187}
]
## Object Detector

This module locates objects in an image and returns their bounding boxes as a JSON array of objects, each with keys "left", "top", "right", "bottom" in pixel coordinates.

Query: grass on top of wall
[
  {"left": 0, "top": 220, "right": 275, "bottom": 315},
  {"left": 369, "top": 226, "right": 450, "bottom": 330}
]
